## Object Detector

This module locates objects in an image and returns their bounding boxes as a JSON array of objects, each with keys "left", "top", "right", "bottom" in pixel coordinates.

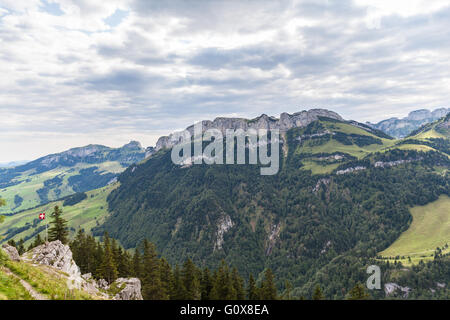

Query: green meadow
[{"left": 380, "top": 195, "right": 450, "bottom": 265}]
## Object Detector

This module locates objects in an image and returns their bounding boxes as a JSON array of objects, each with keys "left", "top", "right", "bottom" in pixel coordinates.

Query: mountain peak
[{"left": 121, "top": 141, "right": 143, "bottom": 150}]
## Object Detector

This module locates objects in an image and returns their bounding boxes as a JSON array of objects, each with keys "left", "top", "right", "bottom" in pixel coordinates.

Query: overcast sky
[{"left": 1, "top": 0, "right": 450, "bottom": 162}]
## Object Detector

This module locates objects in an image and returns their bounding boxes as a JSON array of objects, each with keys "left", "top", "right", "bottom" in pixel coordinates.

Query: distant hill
[
  {"left": 0, "top": 161, "right": 29, "bottom": 168},
  {"left": 0, "top": 141, "right": 147, "bottom": 214},
  {"left": 367, "top": 107, "right": 449, "bottom": 138}
]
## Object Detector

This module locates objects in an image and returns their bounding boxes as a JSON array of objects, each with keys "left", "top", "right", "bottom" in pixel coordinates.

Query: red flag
[{"left": 39, "top": 213, "right": 45, "bottom": 220}]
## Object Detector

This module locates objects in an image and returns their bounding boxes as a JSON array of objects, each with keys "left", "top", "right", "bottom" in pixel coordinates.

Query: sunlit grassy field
[
  {"left": 0, "top": 183, "right": 117, "bottom": 247},
  {"left": 380, "top": 195, "right": 450, "bottom": 265}
]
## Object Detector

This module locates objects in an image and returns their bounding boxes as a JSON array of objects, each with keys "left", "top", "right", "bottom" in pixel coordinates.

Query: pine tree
[
  {"left": 182, "top": 259, "right": 201, "bottom": 300},
  {"left": 33, "top": 234, "right": 44, "bottom": 248},
  {"left": 283, "top": 280, "right": 293, "bottom": 300},
  {"left": 97, "top": 232, "right": 118, "bottom": 284},
  {"left": 312, "top": 285, "right": 324, "bottom": 300},
  {"left": 17, "top": 238, "right": 25, "bottom": 255},
  {"left": 171, "top": 264, "right": 187, "bottom": 300},
  {"left": 48, "top": 206, "right": 68, "bottom": 244},
  {"left": 159, "top": 258, "right": 173, "bottom": 300},
  {"left": 247, "top": 274, "right": 259, "bottom": 300},
  {"left": 260, "top": 268, "right": 277, "bottom": 300},
  {"left": 200, "top": 267, "right": 214, "bottom": 300},
  {"left": 346, "top": 283, "right": 370, "bottom": 300},
  {"left": 7, "top": 239, "right": 16, "bottom": 248},
  {"left": 93, "top": 241, "right": 104, "bottom": 279},
  {"left": 142, "top": 239, "right": 163, "bottom": 300},
  {"left": 210, "top": 260, "right": 236, "bottom": 299},
  {"left": 231, "top": 267, "right": 245, "bottom": 300},
  {"left": 132, "top": 249, "right": 143, "bottom": 278}
]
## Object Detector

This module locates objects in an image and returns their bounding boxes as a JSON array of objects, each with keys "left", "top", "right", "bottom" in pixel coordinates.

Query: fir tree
[
  {"left": 171, "top": 264, "right": 187, "bottom": 300},
  {"left": 211, "top": 260, "right": 236, "bottom": 300},
  {"left": 182, "top": 259, "right": 201, "bottom": 300},
  {"left": 17, "top": 238, "right": 25, "bottom": 255},
  {"left": 247, "top": 274, "right": 259, "bottom": 300},
  {"left": 312, "top": 285, "right": 324, "bottom": 300},
  {"left": 97, "top": 232, "right": 118, "bottom": 284},
  {"left": 260, "top": 268, "right": 277, "bottom": 300},
  {"left": 201, "top": 267, "right": 214, "bottom": 300},
  {"left": 142, "top": 239, "right": 164, "bottom": 300},
  {"left": 232, "top": 267, "right": 245, "bottom": 300},
  {"left": 132, "top": 249, "right": 143, "bottom": 278},
  {"left": 33, "top": 234, "right": 44, "bottom": 248},
  {"left": 48, "top": 206, "right": 68, "bottom": 244},
  {"left": 346, "top": 283, "right": 370, "bottom": 300},
  {"left": 159, "top": 258, "right": 173, "bottom": 300}
]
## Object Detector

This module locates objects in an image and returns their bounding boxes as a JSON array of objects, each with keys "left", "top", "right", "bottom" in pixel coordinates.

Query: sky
[{"left": 1, "top": 0, "right": 450, "bottom": 162}]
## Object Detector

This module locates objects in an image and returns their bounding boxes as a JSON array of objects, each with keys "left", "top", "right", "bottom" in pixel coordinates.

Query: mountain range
[
  {"left": 367, "top": 107, "right": 450, "bottom": 138},
  {"left": 1, "top": 108, "right": 449, "bottom": 299},
  {"left": 0, "top": 141, "right": 147, "bottom": 214}
]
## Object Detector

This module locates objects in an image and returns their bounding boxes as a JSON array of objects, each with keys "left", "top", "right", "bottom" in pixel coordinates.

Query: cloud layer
[{"left": 1, "top": 0, "right": 450, "bottom": 161}]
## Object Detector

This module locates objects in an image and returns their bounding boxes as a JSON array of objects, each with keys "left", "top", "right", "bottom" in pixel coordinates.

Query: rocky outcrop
[
  {"left": 22, "top": 240, "right": 84, "bottom": 290},
  {"left": 336, "top": 166, "right": 366, "bottom": 175},
  {"left": 20, "top": 241, "right": 142, "bottom": 300},
  {"left": 1, "top": 243, "right": 21, "bottom": 261},
  {"left": 313, "top": 178, "right": 330, "bottom": 193},
  {"left": 112, "top": 278, "right": 143, "bottom": 300},
  {"left": 374, "top": 158, "right": 422, "bottom": 168},
  {"left": 384, "top": 283, "right": 411, "bottom": 298},
  {"left": 214, "top": 215, "right": 234, "bottom": 251},
  {"left": 266, "top": 223, "right": 281, "bottom": 256},
  {"left": 154, "top": 109, "right": 343, "bottom": 152}
]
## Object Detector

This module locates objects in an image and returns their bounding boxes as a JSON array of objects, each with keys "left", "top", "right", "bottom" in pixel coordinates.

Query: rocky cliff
[{"left": 153, "top": 109, "right": 343, "bottom": 153}]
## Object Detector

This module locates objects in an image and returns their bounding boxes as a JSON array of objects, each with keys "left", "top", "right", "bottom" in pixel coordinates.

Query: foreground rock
[
  {"left": 22, "top": 240, "right": 84, "bottom": 290},
  {"left": 20, "top": 240, "right": 142, "bottom": 300},
  {"left": 1, "top": 243, "right": 21, "bottom": 261},
  {"left": 112, "top": 278, "right": 143, "bottom": 300}
]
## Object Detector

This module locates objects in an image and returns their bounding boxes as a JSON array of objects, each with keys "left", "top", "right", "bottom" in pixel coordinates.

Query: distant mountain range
[
  {"left": 0, "top": 141, "right": 148, "bottom": 214},
  {"left": 367, "top": 107, "right": 450, "bottom": 138},
  {"left": 0, "top": 161, "right": 29, "bottom": 168}
]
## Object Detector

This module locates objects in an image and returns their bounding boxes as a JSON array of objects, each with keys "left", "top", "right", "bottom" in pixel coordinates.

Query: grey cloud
[{"left": 80, "top": 69, "right": 167, "bottom": 92}]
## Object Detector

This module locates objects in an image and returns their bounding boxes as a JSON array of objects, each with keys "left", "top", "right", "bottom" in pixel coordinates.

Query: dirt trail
[{"left": 2, "top": 267, "right": 48, "bottom": 300}]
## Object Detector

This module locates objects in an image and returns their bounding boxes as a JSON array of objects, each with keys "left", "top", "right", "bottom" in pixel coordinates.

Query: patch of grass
[
  {"left": 5, "top": 260, "right": 93, "bottom": 300},
  {"left": 0, "top": 268, "right": 33, "bottom": 300},
  {"left": 300, "top": 160, "right": 340, "bottom": 175},
  {"left": 380, "top": 195, "right": 450, "bottom": 265}
]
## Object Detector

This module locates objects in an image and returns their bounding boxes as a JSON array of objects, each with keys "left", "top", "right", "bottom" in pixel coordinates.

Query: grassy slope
[
  {"left": 294, "top": 120, "right": 396, "bottom": 174},
  {"left": 0, "top": 161, "right": 124, "bottom": 214},
  {"left": 0, "top": 249, "right": 99, "bottom": 300},
  {"left": 0, "top": 268, "right": 32, "bottom": 300},
  {"left": 0, "top": 183, "right": 117, "bottom": 246},
  {"left": 379, "top": 195, "right": 450, "bottom": 265}
]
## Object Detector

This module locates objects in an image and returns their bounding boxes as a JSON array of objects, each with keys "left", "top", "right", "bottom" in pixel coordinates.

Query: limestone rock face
[
  {"left": 384, "top": 283, "right": 411, "bottom": 298},
  {"left": 154, "top": 109, "right": 343, "bottom": 152},
  {"left": 22, "top": 240, "right": 84, "bottom": 289},
  {"left": 112, "top": 278, "right": 143, "bottom": 300},
  {"left": 1, "top": 243, "right": 21, "bottom": 261}
]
